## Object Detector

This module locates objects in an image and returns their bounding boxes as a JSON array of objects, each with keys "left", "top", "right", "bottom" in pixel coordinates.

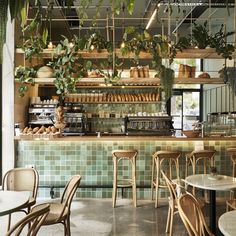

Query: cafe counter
[{"left": 15, "top": 136, "right": 236, "bottom": 199}]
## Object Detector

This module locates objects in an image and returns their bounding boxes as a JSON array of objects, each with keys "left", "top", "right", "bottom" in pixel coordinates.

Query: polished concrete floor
[{"left": 0, "top": 198, "right": 226, "bottom": 236}]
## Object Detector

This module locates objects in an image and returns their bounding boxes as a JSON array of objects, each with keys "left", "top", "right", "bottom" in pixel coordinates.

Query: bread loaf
[
  {"left": 23, "top": 127, "right": 28, "bottom": 134},
  {"left": 33, "top": 127, "right": 39, "bottom": 134}
]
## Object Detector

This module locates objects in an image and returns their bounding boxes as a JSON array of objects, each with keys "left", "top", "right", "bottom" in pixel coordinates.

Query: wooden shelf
[
  {"left": 174, "top": 77, "right": 224, "bottom": 84},
  {"left": 79, "top": 101, "right": 160, "bottom": 104},
  {"left": 32, "top": 77, "right": 224, "bottom": 86},
  {"left": 16, "top": 48, "right": 223, "bottom": 59}
]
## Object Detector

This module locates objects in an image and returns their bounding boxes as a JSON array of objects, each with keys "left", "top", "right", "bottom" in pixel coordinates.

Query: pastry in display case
[{"left": 204, "top": 112, "right": 236, "bottom": 137}]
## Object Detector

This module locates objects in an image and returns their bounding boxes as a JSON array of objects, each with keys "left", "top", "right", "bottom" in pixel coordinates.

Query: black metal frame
[{"left": 167, "top": 87, "right": 203, "bottom": 132}]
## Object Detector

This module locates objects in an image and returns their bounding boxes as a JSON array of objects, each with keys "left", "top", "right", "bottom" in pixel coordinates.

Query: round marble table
[
  {"left": 0, "top": 191, "right": 30, "bottom": 216},
  {"left": 185, "top": 174, "right": 236, "bottom": 235},
  {"left": 218, "top": 210, "right": 236, "bottom": 236}
]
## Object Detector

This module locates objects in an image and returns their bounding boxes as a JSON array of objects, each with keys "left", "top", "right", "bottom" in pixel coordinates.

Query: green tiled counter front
[{"left": 15, "top": 137, "right": 236, "bottom": 199}]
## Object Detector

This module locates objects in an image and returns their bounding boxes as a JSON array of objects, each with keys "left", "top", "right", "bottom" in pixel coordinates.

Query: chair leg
[
  {"left": 63, "top": 221, "right": 67, "bottom": 236},
  {"left": 112, "top": 158, "right": 117, "bottom": 208},
  {"left": 7, "top": 213, "right": 12, "bottom": 231},
  {"left": 155, "top": 182, "right": 159, "bottom": 208},
  {"left": 169, "top": 207, "right": 174, "bottom": 236},
  {"left": 151, "top": 157, "right": 155, "bottom": 201},
  {"left": 165, "top": 206, "right": 171, "bottom": 233},
  {"left": 67, "top": 216, "right": 71, "bottom": 236},
  {"left": 132, "top": 159, "right": 137, "bottom": 207}
]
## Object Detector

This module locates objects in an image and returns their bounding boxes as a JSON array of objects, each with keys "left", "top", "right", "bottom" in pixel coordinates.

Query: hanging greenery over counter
[{"left": 5, "top": 0, "right": 235, "bottom": 102}]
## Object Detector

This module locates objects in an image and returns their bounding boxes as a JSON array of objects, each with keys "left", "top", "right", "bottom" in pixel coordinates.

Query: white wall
[{"left": 2, "top": 11, "right": 15, "bottom": 175}]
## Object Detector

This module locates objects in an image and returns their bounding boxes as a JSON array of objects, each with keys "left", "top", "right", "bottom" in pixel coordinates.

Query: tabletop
[
  {"left": 218, "top": 210, "right": 236, "bottom": 236},
  {"left": 0, "top": 191, "right": 30, "bottom": 216},
  {"left": 184, "top": 174, "right": 236, "bottom": 191}
]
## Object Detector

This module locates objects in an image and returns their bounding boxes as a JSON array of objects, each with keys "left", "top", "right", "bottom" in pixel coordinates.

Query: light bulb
[
  {"left": 48, "top": 41, "right": 53, "bottom": 49},
  {"left": 121, "top": 41, "right": 125, "bottom": 48}
]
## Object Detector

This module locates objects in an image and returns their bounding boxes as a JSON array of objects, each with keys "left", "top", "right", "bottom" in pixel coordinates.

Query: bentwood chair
[
  {"left": 185, "top": 150, "right": 216, "bottom": 201},
  {"left": 31, "top": 175, "right": 81, "bottom": 236},
  {"left": 178, "top": 193, "right": 214, "bottom": 236},
  {"left": 151, "top": 150, "right": 182, "bottom": 208},
  {"left": 226, "top": 147, "right": 236, "bottom": 201},
  {"left": 161, "top": 170, "right": 185, "bottom": 236},
  {"left": 112, "top": 150, "right": 138, "bottom": 207},
  {"left": 6, "top": 204, "right": 50, "bottom": 236},
  {"left": 2, "top": 167, "right": 39, "bottom": 230}
]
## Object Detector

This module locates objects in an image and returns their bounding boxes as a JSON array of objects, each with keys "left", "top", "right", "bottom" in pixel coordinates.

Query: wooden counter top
[{"left": 14, "top": 135, "right": 236, "bottom": 142}]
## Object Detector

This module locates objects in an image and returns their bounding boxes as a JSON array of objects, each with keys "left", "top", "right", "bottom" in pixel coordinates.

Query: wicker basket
[{"left": 182, "top": 130, "right": 200, "bottom": 138}]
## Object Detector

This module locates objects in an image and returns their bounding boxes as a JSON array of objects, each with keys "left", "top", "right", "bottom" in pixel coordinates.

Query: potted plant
[{"left": 192, "top": 21, "right": 210, "bottom": 49}]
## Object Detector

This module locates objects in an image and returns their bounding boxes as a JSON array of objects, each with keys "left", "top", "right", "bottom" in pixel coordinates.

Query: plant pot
[{"left": 37, "top": 66, "right": 53, "bottom": 78}]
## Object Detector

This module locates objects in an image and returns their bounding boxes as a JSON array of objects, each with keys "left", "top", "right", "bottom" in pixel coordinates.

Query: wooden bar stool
[
  {"left": 226, "top": 148, "right": 236, "bottom": 177},
  {"left": 112, "top": 149, "right": 138, "bottom": 208},
  {"left": 151, "top": 150, "right": 181, "bottom": 208},
  {"left": 185, "top": 150, "right": 216, "bottom": 177},
  {"left": 185, "top": 149, "right": 216, "bottom": 201},
  {"left": 226, "top": 148, "right": 236, "bottom": 209}
]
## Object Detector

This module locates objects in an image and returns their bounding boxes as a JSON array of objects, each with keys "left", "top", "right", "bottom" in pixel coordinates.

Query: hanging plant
[
  {"left": 0, "top": 0, "right": 30, "bottom": 63},
  {"left": 121, "top": 27, "right": 152, "bottom": 63},
  {"left": 15, "top": 66, "right": 37, "bottom": 97},
  {"left": 219, "top": 66, "right": 236, "bottom": 95},
  {"left": 158, "top": 66, "right": 175, "bottom": 101},
  {"left": 192, "top": 21, "right": 210, "bottom": 49},
  {"left": 209, "top": 24, "right": 235, "bottom": 60},
  {"left": 84, "top": 32, "right": 112, "bottom": 52},
  {"left": 49, "top": 36, "right": 79, "bottom": 101}
]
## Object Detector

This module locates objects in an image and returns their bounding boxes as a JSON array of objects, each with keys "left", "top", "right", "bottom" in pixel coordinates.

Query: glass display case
[{"left": 204, "top": 112, "right": 236, "bottom": 137}]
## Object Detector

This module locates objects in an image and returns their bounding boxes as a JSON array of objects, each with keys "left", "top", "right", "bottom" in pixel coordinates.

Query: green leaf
[
  {"left": 85, "top": 61, "right": 93, "bottom": 70},
  {"left": 42, "top": 28, "right": 48, "bottom": 45},
  {"left": 125, "top": 26, "right": 135, "bottom": 34},
  {"left": 126, "top": 0, "right": 135, "bottom": 15},
  {"left": 20, "top": 3, "right": 29, "bottom": 27}
]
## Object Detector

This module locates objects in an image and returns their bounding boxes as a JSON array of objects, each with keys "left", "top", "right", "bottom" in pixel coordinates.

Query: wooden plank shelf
[
  {"left": 16, "top": 48, "right": 223, "bottom": 59},
  {"left": 77, "top": 101, "right": 161, "bottom": 104},
  {"left": 32, "top": 77, "right": 224, "bottom": 86}
]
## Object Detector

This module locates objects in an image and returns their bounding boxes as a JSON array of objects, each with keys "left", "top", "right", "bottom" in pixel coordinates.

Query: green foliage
[
  {"left": 209, "top": 24, "right": 235, "bottom": 60},
  {"left": 21, "top": 1, "right": 53, "bottom": 61},
  {"left": 49, "top": 36, "right": 86, "bottom": 100},
  {"left": 121, "top": 29, "right": 177, "bottom": 101},
  {"left": 192, "top": 21, "right": 210, "bottom": 49},
  {"left": 85, "top": 32, "right": 110, "bottom": 52},
  {"left": 15, "top": 66, "right": 37, "bottom": 97},
  {"left": 159, "top": 67, "right": 175, "bottom": 101}
]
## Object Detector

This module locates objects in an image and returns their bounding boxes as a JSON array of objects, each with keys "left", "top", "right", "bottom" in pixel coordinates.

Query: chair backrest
[
  {"left": 3, "top": 167, "right": 39, "bottom": 199},
  {"left": 112, "top": 150, "right": 138, "bottom": 161},
  {"left": 59, "top": 175, "right": 81, "bottom": 219},
  {"left": 6, "top": 204, "right": 50, "bottom": 236},
  {"left": 153, "top": 151, "right": 181, "bottom": 180},
  {"left": 161, "top": 170, "right": 178, "bottom": 202},
  {"left": 190, "top": 150, "right": 216, "bottom": 163},
  {"left": 178, "top": 193, "right": 214, "bottom": 236}
]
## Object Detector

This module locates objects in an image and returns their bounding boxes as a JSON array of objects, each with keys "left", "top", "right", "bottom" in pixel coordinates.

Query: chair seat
[{"left": 32, "top": 203, "right": 68, "bottom": 224}]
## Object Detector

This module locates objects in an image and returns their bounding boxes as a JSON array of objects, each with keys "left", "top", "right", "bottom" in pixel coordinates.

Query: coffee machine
[{"left": 62, "top": 103, "right": 87, "bottom": 135}]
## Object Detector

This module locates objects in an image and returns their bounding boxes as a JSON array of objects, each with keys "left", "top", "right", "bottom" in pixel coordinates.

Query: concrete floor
[{"left": 0, "top": 198, "right": 226, "bottom": 236}]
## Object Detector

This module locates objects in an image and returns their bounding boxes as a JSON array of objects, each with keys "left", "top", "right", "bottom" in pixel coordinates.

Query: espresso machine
[
  {"left": 28, "top": 104, "right": 56, "bottom": 126},
  {"left": 62, "top": 103, "right": 87, "bottom": 135}
]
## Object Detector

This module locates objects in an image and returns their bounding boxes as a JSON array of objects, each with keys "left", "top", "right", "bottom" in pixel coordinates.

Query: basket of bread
[{"left": 20, "top": 125, "right": 60, "bottom": 140}]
